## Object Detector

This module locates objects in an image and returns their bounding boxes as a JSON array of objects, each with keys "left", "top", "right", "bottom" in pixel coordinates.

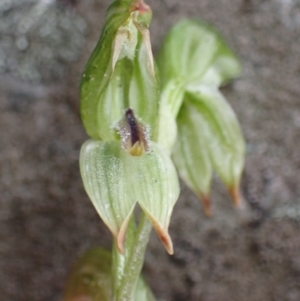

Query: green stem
[{"left": 112, "top": 212, "right": 152, "bottom": 301}]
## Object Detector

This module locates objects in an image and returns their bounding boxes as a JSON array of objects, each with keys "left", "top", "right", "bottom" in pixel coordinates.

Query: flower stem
[{"left": 112, "top": 212, "right": 152, "bottom": 301}]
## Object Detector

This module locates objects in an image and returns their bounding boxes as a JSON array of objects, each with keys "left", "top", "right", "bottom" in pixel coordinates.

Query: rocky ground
[{"left": 1, "top": 0, "right": 300, "bottom": 300}]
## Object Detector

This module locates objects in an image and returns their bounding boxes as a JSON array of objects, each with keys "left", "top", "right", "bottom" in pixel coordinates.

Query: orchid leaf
[
  {"left": 63, "top": 248, "right": 112, "bottom": 301},
  {"left": 63, "top": 247, "right": 156, "bottom": 301}
]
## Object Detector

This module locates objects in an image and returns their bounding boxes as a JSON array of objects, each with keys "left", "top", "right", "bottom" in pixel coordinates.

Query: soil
[{"left": 1, "top": 0, "right": 300, "bottom": 300}]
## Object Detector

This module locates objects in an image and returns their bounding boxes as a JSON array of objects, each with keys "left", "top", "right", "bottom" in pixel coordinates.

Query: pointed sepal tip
[
  {"left": 228, "top": 184, "right": 242, "bottom": 208},
  {"left": 115, "top": 213, "right": 134, "bottom": 255},
  {"left": 199, "top": 194, "right": 212, "bottom": 217}
]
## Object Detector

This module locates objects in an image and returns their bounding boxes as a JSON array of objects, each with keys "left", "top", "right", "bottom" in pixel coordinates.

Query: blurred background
[{"left": 1, "top": 0, "right": 300, "bottom": 300}]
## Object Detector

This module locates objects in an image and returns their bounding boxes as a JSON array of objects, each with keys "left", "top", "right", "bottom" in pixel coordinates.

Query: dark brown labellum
[{"left": 116, "top": 108, "right": 149, "bottom": 156}]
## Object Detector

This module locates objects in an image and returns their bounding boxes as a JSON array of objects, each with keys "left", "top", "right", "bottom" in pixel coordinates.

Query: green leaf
[
  {"left": 63, "top": 247, "right": 157, "bottom": 301},
  {"left": 157, "top": 19, "right": 241, "bottom": 88},
  {"left": 185, "top": 87, "right": 245, "bottom": 205},
  {"left": 63, "top": 248, "right": 112, "bottom": 301},
  {"left": 80, "top": 1, "right": 158, "bottom": 140},
  {"left": 80, "top": 140, "right": 180, "bottom": 254},
  {"left": 172, "top": 102, "right": 213, "bottom": 216}
]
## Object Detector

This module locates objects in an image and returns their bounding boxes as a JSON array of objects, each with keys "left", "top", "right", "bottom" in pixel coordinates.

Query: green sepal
[
  {"left": 80, "top": 140, "right": 179, "bottom": 254},
  {"left": 185, "top": 87, "right": 245, "bottom": 204},
  {"left": 157, "top": 19, "right": 241, "bottom": 88},
  {"left": 130, "top": 142, "right": 180, "bottom": 254},
  {"left": 80, "top": 1, "right": 131, "bottom": 139},
  {"left": 172, "top": 102, "right": 213, "bottom": 215},
  {"left": 80, "top": 1, "right": 158, "bottom": 140},
  {"left": 80, "top": 140, "right": 136, "bottom": 253}
]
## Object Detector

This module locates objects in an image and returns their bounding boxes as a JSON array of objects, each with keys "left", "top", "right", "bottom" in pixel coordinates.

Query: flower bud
[{"left": 130, "top": 0, "right": 152, "bottom": 29}]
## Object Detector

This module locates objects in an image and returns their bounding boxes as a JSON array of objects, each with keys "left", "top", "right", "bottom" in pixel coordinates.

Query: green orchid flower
[
  {"left": 80, "top": 110, "right": 179, "bottom": 254},
  {"left": 157, "top": 19, "right": 245, "bottom": 214}
]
